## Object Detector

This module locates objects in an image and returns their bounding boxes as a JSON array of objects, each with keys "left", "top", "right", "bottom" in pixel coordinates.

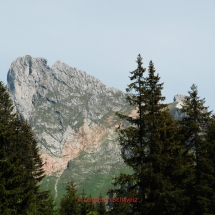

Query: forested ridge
[{"left": 1, "top": 55, "right": 215, "bottom": 215}]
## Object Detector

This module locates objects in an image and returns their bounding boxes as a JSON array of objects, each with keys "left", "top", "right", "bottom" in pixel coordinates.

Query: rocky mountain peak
[
  {"left": 173, "top": 94, "right": 186, "bottom": 109},
  {"left": 173, "top": 94, "right": 185, "bottom": 103},
  {"left": 7, "top": 55, "right": 129, "bottom": 175},
  {"left": 7, "top": 55, "right": 51, "bottom": 119}
]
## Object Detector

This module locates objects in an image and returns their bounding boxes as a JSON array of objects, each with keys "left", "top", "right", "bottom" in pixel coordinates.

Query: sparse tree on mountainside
[
  {"left": 58, "top": 180, "right": 80, "bottom": 215},
  {"left": 79, "top": 189, "right": 96, "bottom": 215}
]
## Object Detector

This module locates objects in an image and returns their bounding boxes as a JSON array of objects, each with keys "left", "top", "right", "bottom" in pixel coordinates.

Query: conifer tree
[
  {"left": 204, "top": 115, "right": 215, "bottom": 213},
  {"left": 80, "top": 189, "right": 87, "bottom": 215},
  {"left": 58, "top": 180, "right": 80, "bottom": 215},
  {"left": 178, "top": 84, "right": 214, "bottom": 215},
  {"left": 95, "top": 192, "right": 106, "bottom": 215},
  {"left": 0, "top": 96, "right": 15, "bottom": 213},
  {"left": 0, "top": 81, "right": 55, "bottom": 214},
  {"left": 86, "top": 194, "right": 96, "bottom": 214},
  {"left": 111, "top": 55, "right": 185, "bottom": 214},
  {"left": 34, "top": 190, "right": 56, "bottom": 215},
  {"left": 108, "top": 192, "right": 130, "bottom": 215},
  {"left": 80, "top": 189, "right": 96, "bottom": 215},
  {"left": 0, "top": 82, "right": 32, "bottom": 214}
]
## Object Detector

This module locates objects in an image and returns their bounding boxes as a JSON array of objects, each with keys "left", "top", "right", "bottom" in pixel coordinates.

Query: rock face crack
[{"left": 46, "top": 97, "right": 57, "bottom": 104}]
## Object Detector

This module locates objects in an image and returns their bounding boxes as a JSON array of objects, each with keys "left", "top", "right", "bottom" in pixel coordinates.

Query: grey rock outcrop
[
  {"left": 7, "top": 55, "right": 133, "bottom": 201},
  {"left": 173, "top": 94, "right": 186, "bottom": 103},
  {"left": 7, "top": 55, "right": 128, "bottom": 158},
  {"left": 7, "top": 55, "right": 50, "bottom": 119},
  {"left": 168, "top": 94, "right": 186, "bottom": 120}
]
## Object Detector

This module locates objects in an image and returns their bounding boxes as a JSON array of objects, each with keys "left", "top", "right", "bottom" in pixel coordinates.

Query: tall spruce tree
[
  {"left": 178, "top": 84, "right": 215, "bottom": 215},
  {"left": 0, "top": 81, "right": 20, "bottom": 214},
  {"left": 107, "top": 191, "right": 130, "bottom": 215},
  {"left": 111, "top": 55, "right": 185, "bottom": 215},
  {"left": 0, "top": 81, "right": 55, "bottom": 214}
]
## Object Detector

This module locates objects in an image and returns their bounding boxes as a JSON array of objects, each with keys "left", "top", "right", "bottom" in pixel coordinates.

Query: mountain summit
[
  {"left": 7, "top": 55, "right": 129, "bottom": 171},
  {"left": 7, "top": 55, "right": 133, "bottom": 202}
]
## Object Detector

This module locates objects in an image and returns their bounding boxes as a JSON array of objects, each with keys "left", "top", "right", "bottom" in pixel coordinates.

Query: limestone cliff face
[
  {"left": 173, "top": 94, "right": 185, "bottom": 109},
  {"left": 167, "top": 94, "right": 186, "bottom": 120},
  {"left": 7, "top": 55, "right": 129, "bottom": 176}
]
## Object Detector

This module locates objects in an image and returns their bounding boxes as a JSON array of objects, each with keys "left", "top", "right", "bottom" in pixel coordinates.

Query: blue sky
[{"left": 1, "top": 1, "right": 215, "bottom": 110}]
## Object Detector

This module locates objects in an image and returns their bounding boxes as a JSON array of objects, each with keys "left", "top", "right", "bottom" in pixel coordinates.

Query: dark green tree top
[
  {"left": 178, "top": 84, "right": 214, "bottom": 215},
  {"left": 58, "top": 180, "right": 80, "bottom": 215},
  {"left": 112, "top": 55, "right": 184, "bottom": 215}
]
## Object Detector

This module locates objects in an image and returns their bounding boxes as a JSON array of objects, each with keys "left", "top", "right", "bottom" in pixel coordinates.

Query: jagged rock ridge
[
  {"left": 7, "top": 55, "right": 130, "bottom": 175},
  {"left": 173, "top": 94, "right": 185, "bottom": 103}
]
